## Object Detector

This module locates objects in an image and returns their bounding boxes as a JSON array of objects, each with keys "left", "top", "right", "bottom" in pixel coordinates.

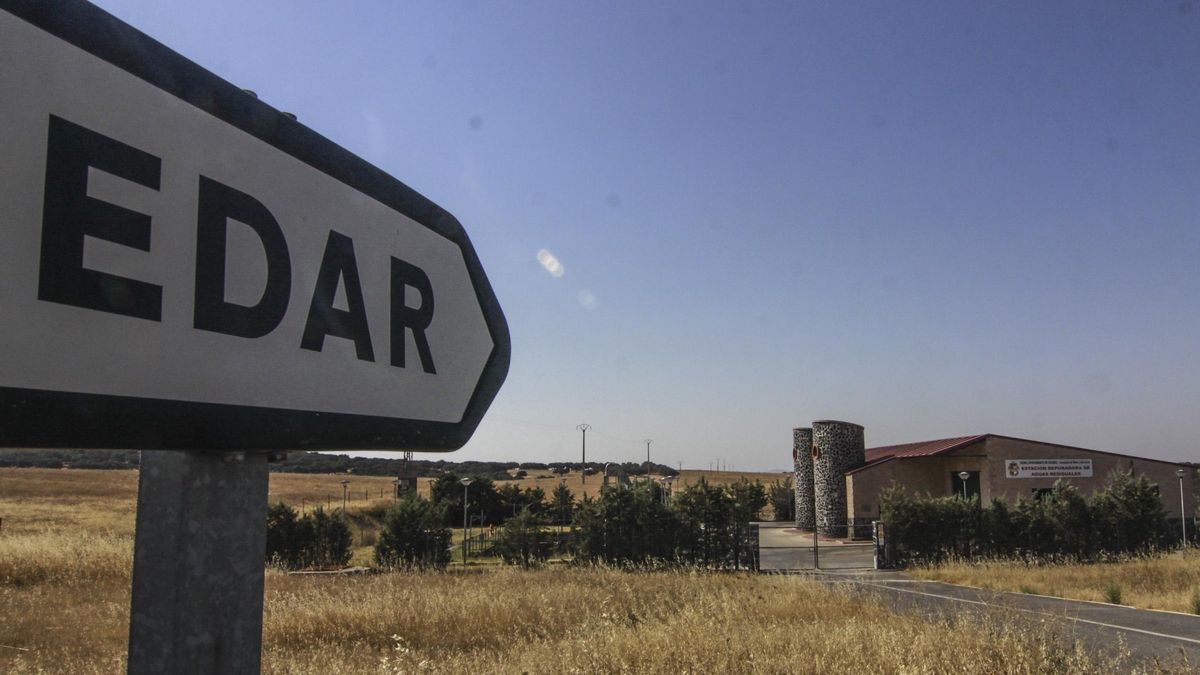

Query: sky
[{"left": 88, "top": 0, "right": 1200, "bottom": 470}]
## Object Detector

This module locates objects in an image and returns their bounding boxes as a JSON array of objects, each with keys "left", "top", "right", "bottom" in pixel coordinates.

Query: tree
[
  {"left": 494, "top": 507, "right": 552, "bottom": 567},
  {"left": 767, "top": 477, "right": 796, "bottom": 522},
  {"left": 374, "top": 496, "right": 451, "bottom": 570},
  {"left": 307, "top": 507, "right": 353, "bottom": 569},
  {"left": 551, "top": 483, "right": 575, "bottom": 526},
  {"left": 572, "top": 483, "right": 677, "bottom": 565},
  {"left": 672, "top": 478, "right": 735, "bottom": 567},
  {"left": 524, "top": 486, "right": 548, "bottom": 517},
  {"left": 1091, "top": 469, "right": 1171, "bottom": 554},
  {"left": 429, "top": 473, "right": 503, "bottom": 526},
  {"left": 728, "top": 479, "right": 768, "bottom": 569},
  {"left": 498, "top": 483, "right": 524, "bottom": 519},
  {"left": 265, "top": 501, "right": 312, "bottom": 569}
]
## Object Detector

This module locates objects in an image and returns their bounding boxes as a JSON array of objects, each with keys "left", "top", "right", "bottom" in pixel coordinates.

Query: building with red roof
[{"left": 791, "top": 423, "right": 1195, "bottom": 537}]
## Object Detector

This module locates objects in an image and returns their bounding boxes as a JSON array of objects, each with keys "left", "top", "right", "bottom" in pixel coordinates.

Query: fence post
[{"left": 872, "top": 520, "right": 893, "bottom": 569}]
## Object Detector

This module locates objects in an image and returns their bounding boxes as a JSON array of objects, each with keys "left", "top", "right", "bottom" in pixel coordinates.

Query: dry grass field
[
  {"left": 505, "top": 468, "right": 788, "bottom": 501},
  {"left": 0, "top": 466, "right": 1190, "bottom": 673},
  {"left": 912, "top": 551, "right": 1200, "bottom": 614},
  {"left": 2, "top": 536, "right": 1164, "bottom": 674}
]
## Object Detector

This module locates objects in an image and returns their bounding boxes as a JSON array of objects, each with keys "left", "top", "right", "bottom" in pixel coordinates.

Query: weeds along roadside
[
  {"left": 260, "top": 568, "right": 1155, "bottom": 674},
  {"left": 911, "top": 549, "right": 1200, "bottom": 614},
  {"left": 0, "top": 534, "right": 1181, "bottom": 675}
]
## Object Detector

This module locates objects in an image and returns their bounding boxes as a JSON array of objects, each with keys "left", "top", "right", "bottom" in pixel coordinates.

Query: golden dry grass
[
  {"left": 0, "top": 466, "right": 785, "bottom": 538},
  {"left": 912, "top": 550, "right": 1200, "bottom": 614},
  {"left": 0, "top": 529, "right": 132, "bottom": 673},
  {"left": 0, "top": 467, "right": 139, "bottom": 536},
  {"left": 259, "top": 567, "right": 1147, "bottom": 675},
  {"left": 266, "top": 471, "right": 405, "bottom": 511},
  {"left": 2, "top": 534, "right": 1170, "bottom": 675},
  {"left": 2, "top": 466, "right": 1190, "bottom": 673},
  {"left": 0, "top": 467, "right": 403, "bottom": 537}
]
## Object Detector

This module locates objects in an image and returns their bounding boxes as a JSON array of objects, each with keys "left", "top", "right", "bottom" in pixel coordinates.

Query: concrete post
[{"left": 127, "top": 451, "right": 270, "bottom": 674}]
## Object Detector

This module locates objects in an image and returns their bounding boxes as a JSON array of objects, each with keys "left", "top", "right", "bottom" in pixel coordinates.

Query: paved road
[
  {"left": 756, "top": 523, "right": 875, "bottom": 571},
  {"left": 805, "top": 571, "right": 1200, "bottom": 668}
]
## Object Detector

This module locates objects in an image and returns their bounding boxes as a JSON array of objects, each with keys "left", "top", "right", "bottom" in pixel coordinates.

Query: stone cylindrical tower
[
  {"left": 812, "top": 420, "right": 865, "bottom": 537},
  {"left": 792, "top": 427, "right": 815, "bottom": 530}
]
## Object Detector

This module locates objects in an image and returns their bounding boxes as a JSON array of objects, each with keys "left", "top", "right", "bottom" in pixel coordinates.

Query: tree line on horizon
[{"left": 0, "top": 448, "right": 679, "bottom": 480}]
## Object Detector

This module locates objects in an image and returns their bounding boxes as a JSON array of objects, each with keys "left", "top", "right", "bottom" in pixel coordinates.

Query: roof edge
[{"left": 846, "top": 455, "right": 896, "bottom": 475}]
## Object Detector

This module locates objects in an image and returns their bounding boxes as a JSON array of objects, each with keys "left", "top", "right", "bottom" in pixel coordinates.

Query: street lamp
[
  {"left": 576, "top": 424, "right": 591, "bottom": 483},
  {"left": 1176, "top": 469, "right": 1188, "bottom": 547},
  {"left": 460, "top": 477, "right": 473, "bottom": 566},
  {"left": 340, "top": 479, "right": 350, "bottom": 514},
  {"left": 958, "top": 471, "right": 970, "bottom": 501}
]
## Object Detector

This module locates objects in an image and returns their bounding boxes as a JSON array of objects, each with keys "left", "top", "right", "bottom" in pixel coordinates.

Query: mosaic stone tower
[
  {"left": 792, "top": 427, "right": 815, "bottom": 530},
  {"left": 812, "top": 420, "right": 865, "bottom": 536}
]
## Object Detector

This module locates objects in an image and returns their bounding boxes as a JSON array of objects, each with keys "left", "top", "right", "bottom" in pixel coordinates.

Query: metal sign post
[
  {"left": 128, "top": 452, "right": 270, "bottom": 674},
  {"left": 0, "top": 2, "right": 509, "bottom": 673}
]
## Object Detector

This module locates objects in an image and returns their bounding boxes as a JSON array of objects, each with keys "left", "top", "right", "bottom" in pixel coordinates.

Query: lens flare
[{"left": 537, "top": 249, "right": 564, "bottom": 277}]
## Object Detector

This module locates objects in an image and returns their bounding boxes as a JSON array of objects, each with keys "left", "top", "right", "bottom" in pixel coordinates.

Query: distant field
[
  {"left": 0, "top": 464, "right": 788, "bottom": 528},
  {"left": 502, "top": 468, "right": 787, "bottom": 501},
  {"left": 0, "top": 465, "right": 787, "bottom": 539}
]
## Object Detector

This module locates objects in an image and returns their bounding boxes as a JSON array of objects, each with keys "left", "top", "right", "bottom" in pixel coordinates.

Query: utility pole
[
  {"left": 644, "top": 439, "right": 652, "bottom": 472},
  {"left": 576, "top": 424, "right": 591, "bottom": 483}
]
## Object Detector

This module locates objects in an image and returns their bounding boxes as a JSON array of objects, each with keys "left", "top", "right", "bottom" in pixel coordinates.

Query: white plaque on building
[{"left": 1005, "top": 459, "right": 1093, "bottom": 479}]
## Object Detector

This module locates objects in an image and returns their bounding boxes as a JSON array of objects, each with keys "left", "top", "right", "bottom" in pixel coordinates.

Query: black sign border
[{"left": 0, "top": 0, "right": 510, "bottom": 451}]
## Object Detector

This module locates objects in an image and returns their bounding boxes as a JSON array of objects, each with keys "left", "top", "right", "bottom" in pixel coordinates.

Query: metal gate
[{"left": 756, "top": 523, "right": 876, "bottom": 572}]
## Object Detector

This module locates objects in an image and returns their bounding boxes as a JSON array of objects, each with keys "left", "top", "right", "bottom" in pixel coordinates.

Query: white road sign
[{"left": 0, "top": 1, "right": 509, "bottom": 450}]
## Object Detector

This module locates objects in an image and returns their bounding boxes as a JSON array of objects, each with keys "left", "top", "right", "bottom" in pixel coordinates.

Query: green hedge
[{"left": 880, "top": 470, "right": 1173, "bottom": 566}]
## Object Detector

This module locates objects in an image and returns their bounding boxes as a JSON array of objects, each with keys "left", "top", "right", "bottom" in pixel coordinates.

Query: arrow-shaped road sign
[{"left": 0, "top": 0, "right": 510, "bottom": 451}]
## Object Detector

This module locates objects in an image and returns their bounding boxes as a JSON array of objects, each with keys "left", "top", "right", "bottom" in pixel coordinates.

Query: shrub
[
  {"left": 307, "top": 507, "right": 354, "bottom": 569},
  {"left": 494, "top": 507, "right": 552, "bottom": 568},
  {"left": 374, "top": 496, "right": 451, "bottom": 570},
  {"left": 768, "top": 477, "right": 796, "bottom": 522},
  {"left": 265, "top": 501, "right": 311, "bottom": 569},
  {"left": 265, "top": 503, "right": 352, "bottom": 570},
  {"left": 881, "top": 470, "right": 1175, "bottom": 566},
  {"left": 572, "top": 483, "right": 677, "bottom": 565},
  {"left": 673, "top": 479, "right": 736, "bottom": 567}
]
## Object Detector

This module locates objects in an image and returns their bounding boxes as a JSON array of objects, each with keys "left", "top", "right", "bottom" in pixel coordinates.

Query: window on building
[{"left": 950, "top": 471, "right": 980, "bottom": 500}]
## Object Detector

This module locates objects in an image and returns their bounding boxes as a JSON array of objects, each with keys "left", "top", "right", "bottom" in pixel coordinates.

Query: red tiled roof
[
  {"left": 863, "top": 435, "right": 987, "bottom": 463},
  {"left": 845, "top": 433, "right": 1186, "bottom": 476}
]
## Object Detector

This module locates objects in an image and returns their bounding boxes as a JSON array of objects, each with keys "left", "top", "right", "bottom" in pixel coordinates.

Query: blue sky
[{"left": 92, "top": 0, "right": 1200, "bottom": 469}]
